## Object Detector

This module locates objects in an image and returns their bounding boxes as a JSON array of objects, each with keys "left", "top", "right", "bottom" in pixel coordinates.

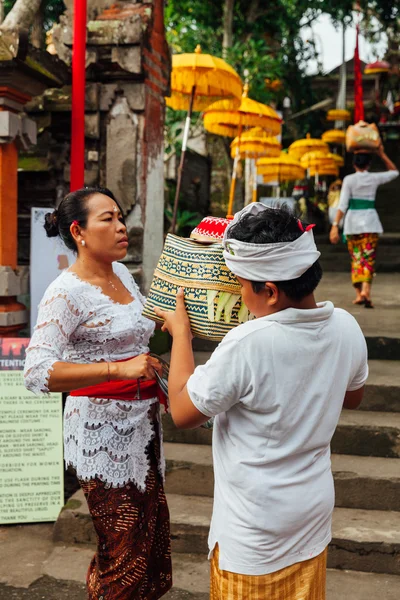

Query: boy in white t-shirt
[{"left": 155, "top": 204, "right": 368, "bottom": 600}]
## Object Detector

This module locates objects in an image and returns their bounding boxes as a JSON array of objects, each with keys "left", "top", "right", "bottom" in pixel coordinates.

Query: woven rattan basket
[{"left": 142, "top": 234, "right": 251, "bottom": 341}]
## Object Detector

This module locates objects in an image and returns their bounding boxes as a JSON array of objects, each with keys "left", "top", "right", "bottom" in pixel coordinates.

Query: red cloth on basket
[{"left": 70, "top": 357, "right": 168, "bottom": 412}]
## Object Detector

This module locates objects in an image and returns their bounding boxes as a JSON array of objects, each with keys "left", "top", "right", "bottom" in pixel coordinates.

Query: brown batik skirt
[{"left": 79, "top": 435, "right": 172, "bottom": 600}]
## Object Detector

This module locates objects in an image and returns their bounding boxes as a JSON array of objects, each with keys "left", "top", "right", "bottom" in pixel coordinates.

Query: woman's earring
[{"left": 81, "top": 240, "right": 86, "bottom": 247}]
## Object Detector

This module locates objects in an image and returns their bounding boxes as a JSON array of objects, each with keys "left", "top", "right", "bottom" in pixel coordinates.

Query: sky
[{"left": 300, "top": 12, "right": 388, "bottom": 75}]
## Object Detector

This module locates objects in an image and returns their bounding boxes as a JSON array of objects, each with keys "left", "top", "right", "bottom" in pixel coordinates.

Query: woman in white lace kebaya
[{"left": 24, "top": 187, "right": 172, "bottom": 600}]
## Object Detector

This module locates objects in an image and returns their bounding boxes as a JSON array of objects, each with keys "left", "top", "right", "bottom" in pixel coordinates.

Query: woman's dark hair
[
  {"left": 353, "top": 153, "right": 372, "bottom": 170},
  {"left": 44, "top": 186, "right": 122, "bottom": 252},
  {"left": 227, "top": 206, "right": 323, "bottom": 301}
]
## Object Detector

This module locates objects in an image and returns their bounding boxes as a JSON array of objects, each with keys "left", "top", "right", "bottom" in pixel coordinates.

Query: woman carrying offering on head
[
  {"left": 24, "top": 188, "right": 172, "bottom": 600},
  {"left": 155, "top": 205, "right": 368, "bottom": 600},
  {"left": 329, "top": 144, "right": 398, "bottom": 308}
]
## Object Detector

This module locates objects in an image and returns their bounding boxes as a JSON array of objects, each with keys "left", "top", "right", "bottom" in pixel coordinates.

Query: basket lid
[{"left": 190, "top": 216, "right": 233, "bottom": 243}]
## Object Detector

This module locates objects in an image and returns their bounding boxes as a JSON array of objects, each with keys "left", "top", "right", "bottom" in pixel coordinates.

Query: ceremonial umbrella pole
[
  {"left": 230, "top": 128, "right": 281, "bottom": 204},
  {"left": 71, "top": 0, "right": 87, "bottom": 191},
  {"left": 167, "top": 46, "right": 242, "bottom": 233},
  {"left": 204, "top": 85, "right": 282, "bottom": 217}
]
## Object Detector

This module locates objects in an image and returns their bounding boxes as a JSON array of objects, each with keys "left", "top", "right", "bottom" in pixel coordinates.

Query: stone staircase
[
  {"left": 55, "top": 351, "right": 400, "bottom": 598},
  {"left": 54, "top": 271, "right": 400, "bottom": 598}
]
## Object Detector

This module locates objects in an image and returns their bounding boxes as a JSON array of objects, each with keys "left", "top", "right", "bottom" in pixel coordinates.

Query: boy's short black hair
[
  {"left": 353, "top": 153, "right": 372, "bottom": 170},
  {"left": 227, "top": 206, "right": 322, "bottom": 301}
]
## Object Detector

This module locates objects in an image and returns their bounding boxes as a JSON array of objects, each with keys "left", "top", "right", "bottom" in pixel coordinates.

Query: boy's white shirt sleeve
[
  {"left": 187, "top": 337, "right": 252, "bottom": 418},
  {"left": 347, "top": 328, "right": 369, "bottom": 391}
]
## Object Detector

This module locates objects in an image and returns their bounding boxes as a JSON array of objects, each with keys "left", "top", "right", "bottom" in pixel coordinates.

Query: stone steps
[
  {"left": 163, "top": 409, "right": 400, "bottom": 458},
  {"left": 55, "top": 489, "right": 400, "bottom": 576},
  {"left": 361, "top": 361, "right": 400, "bottom": 412},
  {"left": 164, "top": 443, "right": 400, "bottom": 512},
  {"left": 169, "top": 552, "right": 400, "bottom": 600},
  {"left": 332, "top": 410, "right": 400, "bottom": 458}
]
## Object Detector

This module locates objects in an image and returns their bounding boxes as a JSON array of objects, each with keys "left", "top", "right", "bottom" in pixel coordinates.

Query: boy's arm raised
[{"left": 155, "top": 289, "right": 211, "bottom": 429}]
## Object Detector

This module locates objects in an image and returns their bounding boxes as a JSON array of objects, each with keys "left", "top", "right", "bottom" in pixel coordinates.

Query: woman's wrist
[
  {"left": 331, "top": 223, "right": 339, "bottom": 228},
  {"left": 108, "top": 362, "right": 120, "bottom": 381}
]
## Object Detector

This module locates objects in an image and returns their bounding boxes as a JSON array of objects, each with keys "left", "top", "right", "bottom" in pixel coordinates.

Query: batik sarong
[
  {"left": 80, "top": 435, "right": 172, "bottom": 600},
  {"left": 210, "top": 544, "right": 327, "bottom": 600},
  {"left": 346, "top": 233, "right": 379, "bottom": 285}
]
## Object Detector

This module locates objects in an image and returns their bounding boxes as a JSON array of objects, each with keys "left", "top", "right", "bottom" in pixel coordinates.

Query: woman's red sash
[{"left": 70, "top": 357, "right": 168, "bottom": 412}]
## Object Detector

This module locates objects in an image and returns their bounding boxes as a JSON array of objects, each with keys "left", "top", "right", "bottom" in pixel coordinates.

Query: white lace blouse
[{"left": 24, "top": 262, "right": 164, "bottom": 491}]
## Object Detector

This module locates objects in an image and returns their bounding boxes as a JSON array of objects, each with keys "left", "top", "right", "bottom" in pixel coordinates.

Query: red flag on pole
[
  {"left": 353, "top": 24, "right": 364, "bottom": 123},
  {"left": 71, "top": 0, "right": 87, "bottom": 191}
]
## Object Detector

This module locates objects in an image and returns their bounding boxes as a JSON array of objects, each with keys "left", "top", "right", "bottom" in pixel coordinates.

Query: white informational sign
[
  {"left": 0, "top": 339, "right": 64, "bottom": 524},
  {"left": 30, "top": 208, "right": 75, "bottom": 335}
]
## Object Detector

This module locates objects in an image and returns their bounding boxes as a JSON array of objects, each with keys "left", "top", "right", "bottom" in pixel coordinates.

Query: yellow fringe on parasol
[
  {"left": 309, "top": 165, "right": 339, "bottom": 177},
  {"left": 166, "top": 45, "right": 242, "bottom": 111},
  {"left": 167, "top": 45, "right": 242, "bottom": 233},
  {"left": 328, "top": 153, "right": 344, "bottom": 167},
  {"left": 288, "top": 135, "right": 329, "bottom": 161},
  {"left": 203, "top": 86, "right": 282, "bottom": 138},
  {"left": 322, "top": 129, "right": 346, "bottom": 145},
  {"left": 326, "top": 109, "right": 351, "bottom": 122},
  {"left": 257, "top": 154, "right": 305, "bottom": 182},
  {"left": 203, "top": 85, "right": 282, "bottom": 216},
  {"left": 230, "top": 129, "right": 281, "bottom": 159},
  {"left": 300, "top": 151, "right": 337, "bottom": 170}
]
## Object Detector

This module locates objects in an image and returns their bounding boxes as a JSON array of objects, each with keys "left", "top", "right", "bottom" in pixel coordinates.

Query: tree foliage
[{"left": 165, "top": 0, "right": 396, "bottom": 137}]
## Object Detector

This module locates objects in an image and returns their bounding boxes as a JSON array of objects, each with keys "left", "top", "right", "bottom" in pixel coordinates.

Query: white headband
[{"left": 223, "top": 204, "right": 321, "bottom": 282}]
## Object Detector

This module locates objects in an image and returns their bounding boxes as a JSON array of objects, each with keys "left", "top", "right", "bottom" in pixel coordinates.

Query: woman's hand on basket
[
  {"left": 116, "top": 354, "right": 162, "bottom": 381},
  {"left": 154, "top": 288, "right": 192, "bottom": 339}
]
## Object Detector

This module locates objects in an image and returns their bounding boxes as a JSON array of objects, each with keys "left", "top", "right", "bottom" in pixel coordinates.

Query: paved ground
[{"left": 316, "top": 273, "right": 400, "bottom": 338}]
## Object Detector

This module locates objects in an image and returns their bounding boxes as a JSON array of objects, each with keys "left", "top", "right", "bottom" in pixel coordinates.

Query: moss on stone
[{"left": 18, "top": 156, "right": 49, "bottom": 172}]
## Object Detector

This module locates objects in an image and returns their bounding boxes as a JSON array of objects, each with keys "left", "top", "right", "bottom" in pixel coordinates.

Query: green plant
[{"left": 164, "top": 206, "right": 201, "bottom": 236}]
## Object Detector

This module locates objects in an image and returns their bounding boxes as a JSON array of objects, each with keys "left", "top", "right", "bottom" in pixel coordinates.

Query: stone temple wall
[{"left": 18, "top": 0, "right": 170, "bottom": 292}]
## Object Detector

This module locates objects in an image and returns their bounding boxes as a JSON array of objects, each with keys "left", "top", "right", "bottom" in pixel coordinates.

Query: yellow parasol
[
  {"left": 167, "top": 46, "right": 242, "bottom": 111},
  {"left": 329, "top": 153, "right": 344, "bottom": 167},
  {"left": 230, "top": 128, "right": 281, "bottom": 203},
  {"left": 230, "top": 128, "right": 281, "bottom": 159},
  {"left": 300, "top": 151, "right": 339, "bottom": 183},
  {"left": 309, "top": 165, "right": 339, "bottom": 177},
  {"left": 326, "top": 109, "right": 351, "bottom": 122},
  {"left": 288, "top": 134, "right": 329, "bottom": 161},
  {"left": 204, "top": 85, "right": 282, "bottom": 216},
  {"left": 167, "top": 46, "right": 242, "bottom": 232},
  {"left": 257, "top": 154, "right": 305, "bottom": 192},
  {"left": 204, "top": 86, "right": 281, "bottom": 138},
  {"left": 322, "top": 129, "right": 346, "bottom": 145}
]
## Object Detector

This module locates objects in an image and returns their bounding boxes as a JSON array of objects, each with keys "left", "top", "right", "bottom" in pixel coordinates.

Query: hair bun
[{"left": 44, "top": 210, "right": 60, "bottom": 238}]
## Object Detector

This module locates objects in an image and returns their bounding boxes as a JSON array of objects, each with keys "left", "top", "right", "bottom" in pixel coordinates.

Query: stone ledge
[{"left": 0, "top": 266, "right": 29, "bottom": 295}]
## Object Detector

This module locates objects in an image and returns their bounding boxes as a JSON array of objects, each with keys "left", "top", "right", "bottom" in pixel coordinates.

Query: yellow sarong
[{"left": 210, "top": 544, "right": 327, "bottom": 600}]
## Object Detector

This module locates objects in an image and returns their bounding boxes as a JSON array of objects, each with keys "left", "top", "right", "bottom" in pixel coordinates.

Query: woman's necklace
[{"left": 108, "top": 279, "right": 119, "bottom": 292}]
